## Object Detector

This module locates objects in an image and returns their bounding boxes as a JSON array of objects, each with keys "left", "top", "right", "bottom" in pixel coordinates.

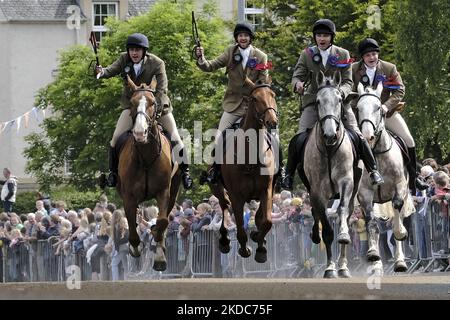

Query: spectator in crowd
[
  {"left": 422, "top": 158, "right": 438, "bottom": 171},
  {"left": 0, "top": 168, "right": 18, "bottom": 213},
  {"left": 192, "top": 203, "right": 213, "bottom": 233},
  {"left": 88, "top": 214, "right": 110, "bottom": 280},
  {"left": 67, "top": 210, "right": 80, "bottom": 234},
  {"left": 432, "top": 171, "right": 450, "bottom": 201},
  {"left": 109, "top": 210, "right": 129, "bottom": 281},
  {"left": 9, "top": 213, "right": 23, "bottom": 230},
  {"left": 51, "top": 201, "right": 68, "bottom": 218},
  {"left": 35, "top": 200, "right": 48, "bottom": 216},
  {"left": 38, "top": 215, "right": 60, "bottom": 239}
]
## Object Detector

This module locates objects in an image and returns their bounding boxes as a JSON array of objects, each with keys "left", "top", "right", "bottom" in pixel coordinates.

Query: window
[
  {"left": 92, "top": 2, "right": 118, "bottom": 41},
  {"left": 244, "top": 0, "right": 264, "bottom": 30},
  {"left": 64, "top": 147, "right": 74, "bottom": 176}
]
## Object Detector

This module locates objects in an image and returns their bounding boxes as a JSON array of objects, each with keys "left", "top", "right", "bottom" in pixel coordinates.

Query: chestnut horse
[
  {"left": 117, "top": 76, "right": 181, "bottom": 271},
  {"left": 204, "top": 78, "right": 278, "bottom": 263}
]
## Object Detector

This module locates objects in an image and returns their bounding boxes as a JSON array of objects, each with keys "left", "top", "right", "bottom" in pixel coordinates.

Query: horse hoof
[
  {"left": 250, "top": 231, "right": 259, "bottom": 243},
  {"left": 337, "top": 233, "right": 351, "bottom": 244},
  {"left": 394, "top": 231, "right": 408, "bottom": 241},
  {"left": 394, "top": 261, "right": 407, "bottom": 272},
  {"left": 153, "top": 260, "right": 167, "bottom": 272},
  {"left": 323, "top": 269, "right": 338, "bottom": 278},
  {"left": 255, "top": 247, "right": 267, "bottom": 263},
  {"left": 239, "top": 246, "right": 252, "bottom": 258},
  {"left": 129, "top": 243, "right": 144, "bottom": 258},
  {"left": 367, "top": 250, "right": 381, "bottom": 262},
  {"left": 338, "top": 269, "right": 351, "bottom": 278},
  {"left": 219, "top": 240, "right": 230, "bottom": 254}
]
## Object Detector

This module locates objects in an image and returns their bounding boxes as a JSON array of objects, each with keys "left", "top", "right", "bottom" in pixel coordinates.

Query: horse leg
[
  {"left": 358, "top": 192, "right": 381, "bottom": 262},
  {"left": 393, "top": 239, "right": 407, "bottom": 272},
  {"left": 251, "top": 190, "right": 273, "bottom": 263},
  {"left": 337, "top": 179, "right": 353, "bottom": 244},
  {"left": 233, "top": 198, "right": 251, "bottom": 258},
  {"left": 212, "top": 182, "right": 231, "bottom": 253},
  {"left": 320, "top": 210, "right": 337, "bottom": 278},
  {"left": 337, "top": 243, "right": 351, "bottom": 278},
  {"left": 392, "top": 191, "right": 408, "bottom": 241},
  {"left": 310, "top": 207, "right": 321, "bottom": 244},
  {"left": 152, "top": 189, "right": 170, "bottom": 271},
  {"left": 124, "top": 200, "right": 144, "bottom": 258}
]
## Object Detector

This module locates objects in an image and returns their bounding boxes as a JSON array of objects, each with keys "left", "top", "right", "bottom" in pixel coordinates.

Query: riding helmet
[
  {"left": 358, "top": 38, "right": 380, "bottom": 56},
  {"left": 126, "top": 33, "right": 149, "bottom": 49},
  {"left": 233, "top": 22, "right": 255, "bottom": 40},
  {"left": 312, "top": 19, "right": 336, "bottom": 35}
]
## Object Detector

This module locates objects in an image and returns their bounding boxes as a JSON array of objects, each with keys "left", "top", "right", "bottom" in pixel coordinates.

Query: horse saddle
[{"left": 386, "top": 129, "right": 410, "bottom": 165}]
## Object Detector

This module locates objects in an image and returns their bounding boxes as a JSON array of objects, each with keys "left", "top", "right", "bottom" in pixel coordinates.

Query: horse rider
[
  {"left": 281, "top": 19, "right": 384, "bottom": 190},
  {"left": 95, "top": 33, "right": 193, "bottom": 189},
  {"left": 194, "top": 22, "right": 285, "bottom": 185},
  {"left": 351, "top": 38, "right": 427, "bottom": 194}
]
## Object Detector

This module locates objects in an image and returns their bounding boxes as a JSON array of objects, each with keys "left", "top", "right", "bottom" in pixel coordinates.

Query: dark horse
[
  {"left": 117, "top": 76, "right": 181, "bottom": 271},
  {"left": 204, "top": 77, "right": 278, "bottom": 263}
]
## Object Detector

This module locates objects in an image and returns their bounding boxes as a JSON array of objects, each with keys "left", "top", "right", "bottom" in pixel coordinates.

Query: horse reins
[{"left": 357, "top": 93, "right": 393, "bottom": 154}]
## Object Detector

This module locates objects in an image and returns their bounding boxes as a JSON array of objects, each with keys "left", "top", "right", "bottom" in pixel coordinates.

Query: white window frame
[
  {"left": 64, "top": 147, "right": 74, "bottom": 176},
  {"left": 92, "top": 2, "right": 119, "bottom": 40},
  {"left": 244, "top": 1, "right": 264, "bottom": 29}
]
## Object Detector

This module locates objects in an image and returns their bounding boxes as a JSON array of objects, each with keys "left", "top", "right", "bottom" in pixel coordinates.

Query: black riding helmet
[
  {"left": 312, "top": 19, "right": 336, "bottom": 44},
  {"left": 358, "top": 38, "right": 380, "bottom": 57},
  {"left": 126, "top": 33, "right": 149, "bottom": 49},
  {"left": 233, "top": 22, "right": 255, "bottom": 41}
]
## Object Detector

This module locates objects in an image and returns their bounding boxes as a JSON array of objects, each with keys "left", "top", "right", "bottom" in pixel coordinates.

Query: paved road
[{"left": 1, "top": 275, "right": 449, "bottom": 300}]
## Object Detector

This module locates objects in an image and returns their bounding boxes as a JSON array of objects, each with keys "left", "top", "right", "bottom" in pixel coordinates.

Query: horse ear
[
  {"left": 127, "top": 75, "right": 138, "bottom": 92},
  {"left": 334, "top": 70, "right": 341, "bottom": 87},
  {"left": 245, "top": 76, "right": 256, "bottom": 89},
  {"left": 266, "top": 75, "right": 272, "bottom": 85},
  {"left": 357, "top": 82, "right": 365, "bottom": 95},
  {"left": 375, "top": 81, "right": 383, "bottom": 97},
  {"left": 316, "top": 70, "right": 325, "bottom": 86}
]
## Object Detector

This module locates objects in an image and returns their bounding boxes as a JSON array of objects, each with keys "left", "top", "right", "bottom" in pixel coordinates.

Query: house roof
[
  {"left": 0, "top": 0, "right": 156, "bottom": 22},
  {"left": 128, "top": 0, "right": 156, "bottom": 17},
  {"left": 0, "top": 0, "right": 85, "bottom": 22}
]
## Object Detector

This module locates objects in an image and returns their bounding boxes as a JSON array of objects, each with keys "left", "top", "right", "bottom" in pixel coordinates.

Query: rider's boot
[{"left": 107, "top": 146, "right": 118, "bottom": 187}]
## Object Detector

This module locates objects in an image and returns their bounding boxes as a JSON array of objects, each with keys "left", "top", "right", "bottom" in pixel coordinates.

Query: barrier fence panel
[
  {"left": 240, "top": 227, "right": 275, "bottom": 278},
  {"left": 0, "top": 198, "right": 448, "bottom": 282}
]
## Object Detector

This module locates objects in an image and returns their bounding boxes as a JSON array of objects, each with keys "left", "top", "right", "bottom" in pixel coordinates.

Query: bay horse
[
  {"left": 117, "top": 76, "right": 181, "bottom": 271},
  {"left": 204, "top": 77, "right": 278, "bottom": 263},
  {"left": 303, "top": 70, "right": 361, "bottom": 278},
  {"left": 355, "top": 82, "right": 414, "bottom": 274}
]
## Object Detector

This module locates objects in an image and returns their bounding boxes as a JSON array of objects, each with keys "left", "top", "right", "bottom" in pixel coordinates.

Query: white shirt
[
  {"left": 319, "top": 46, "right": 332, "bottom": 67},
  {"left": 239, "top": 45, "right": 252, "bottom": 69},
  {"left": 365, "top": 64, "right": 376, "bottom": 85},
  {"left": 133, "top": 61, "right": 143, "bottom": 77}
]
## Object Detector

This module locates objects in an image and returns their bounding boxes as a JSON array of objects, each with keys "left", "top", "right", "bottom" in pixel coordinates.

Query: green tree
[
  {"left": 395, "top": 0, "right": 450, "bottom": 163},
  {"left": 24, "top": 0, "right": 230, "bottom": 198}
]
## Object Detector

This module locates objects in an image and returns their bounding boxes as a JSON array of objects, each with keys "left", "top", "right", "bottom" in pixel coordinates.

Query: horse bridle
[
  {"left": 316, "top": 84, "right": 342, "bottom": 131},
  {"left": 356, "top": 93, "right": 384, "bottom": 138},
  {"left": 133, "top": 88, "right": 157, "bottom": 125},
  {"left": 249, "top": 84, "right": 279, "bottom": 126}
]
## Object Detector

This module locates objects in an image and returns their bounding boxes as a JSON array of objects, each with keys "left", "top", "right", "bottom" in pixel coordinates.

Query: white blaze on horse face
[
  {"left": 133, "top": 96, "right": 149, "bottom": 142},
  {"left": 358, "top": 94, "right": 379, "bottom": 142}
]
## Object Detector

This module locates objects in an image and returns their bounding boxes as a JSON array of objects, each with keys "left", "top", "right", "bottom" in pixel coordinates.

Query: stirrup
[
  {"left": 281, "top": 174, "right": 294, "bottom": 191},
  {"left": 206, "top": 166, "right": 220, "bottom": 184},
  {"left": 107, "top": 172, "right": 118, "bottom": 187},
  {"left": 370, "top": 171, "right": 384, "bottom": 186},
  {"left": 182, "top": 172, "right": 193, "bottom": 189}
]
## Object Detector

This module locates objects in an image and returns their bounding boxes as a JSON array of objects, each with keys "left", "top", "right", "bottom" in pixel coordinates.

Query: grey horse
[
  {"left": 355, "top": 82, "right": 414, "bottom": 274},
  {"left": 304, "top": 70, "right": 361, "bottom": 278}
]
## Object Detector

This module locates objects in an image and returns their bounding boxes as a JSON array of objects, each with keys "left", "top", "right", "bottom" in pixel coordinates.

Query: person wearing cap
[
  {"left": 194, "top": 22, "right": 285, "bottom": 185},
  {"left": 96, "top": 33, "right": 193, "bottom": 190},
  {"left": 352, "top": 38, "right": 426, "bottom": 193},
  {"left": 282, "top": 19, "right": 384, "bottom": 191}
]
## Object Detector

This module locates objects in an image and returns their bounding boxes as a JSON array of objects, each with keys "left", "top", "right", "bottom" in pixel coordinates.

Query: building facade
[{"left": 0, "top": 0, "right": 261, "bottom": 190}]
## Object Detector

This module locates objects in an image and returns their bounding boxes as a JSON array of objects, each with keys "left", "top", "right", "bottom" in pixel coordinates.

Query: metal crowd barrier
[{"left": 1, "top": 198, "right": 448, "bottom": 283}]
